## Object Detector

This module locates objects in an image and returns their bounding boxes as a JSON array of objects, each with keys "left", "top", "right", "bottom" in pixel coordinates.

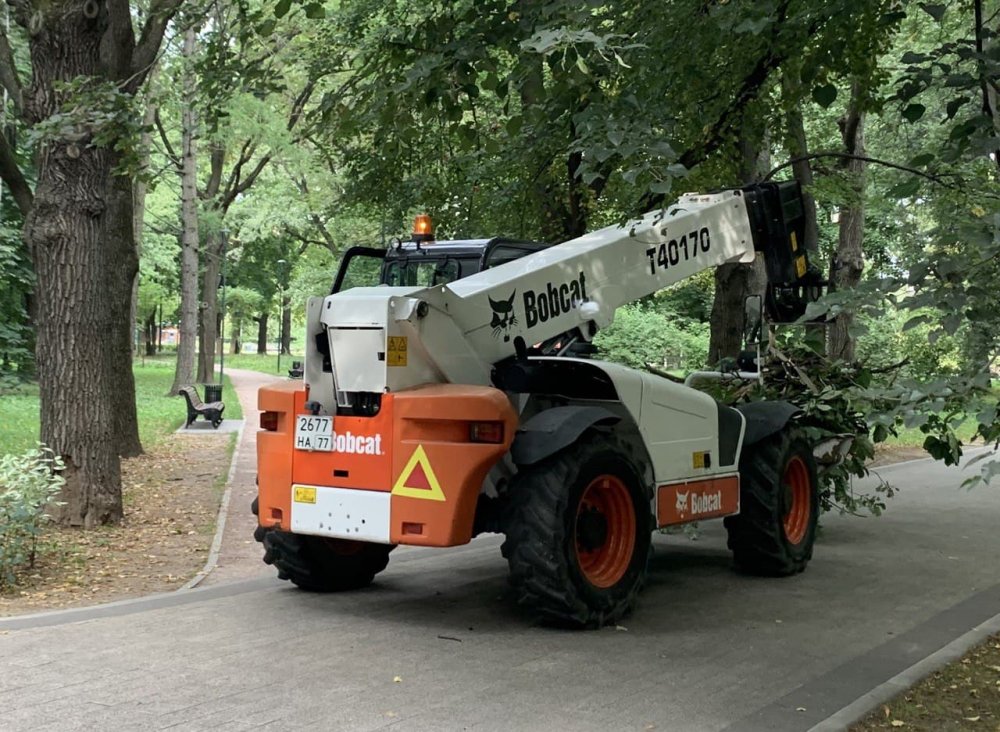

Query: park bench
[
  {"left": 178, "top": 385, "right": 225, "bottom": 429},
  {"left": 288, "top": 360, "right": 303, "bottom": 379}
]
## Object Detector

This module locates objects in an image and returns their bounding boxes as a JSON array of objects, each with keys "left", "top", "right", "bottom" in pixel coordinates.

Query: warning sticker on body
[
  {"left": 387, "top": 336, "right": 407, "bottom": 367},
  {"left": 391, "top": 445, "right": 445, "bottom": 501}
]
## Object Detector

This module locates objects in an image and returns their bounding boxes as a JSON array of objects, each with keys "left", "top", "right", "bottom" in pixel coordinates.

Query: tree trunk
[
  {"left": 782, "top": 73, "right": 820, "bottom": 254},
  {"left": 256, "top": 312, "right": 268, "bottom": 355},
  {"left": 144, "top": 310, "right": 157, "bottom": 356},
  {"left": 708, "top": 119, "right": 769, "bottom": 364},
  {"left": 230, "top": 318, "right": 241, "bottom": 354},
  {"left": 23, "top": 10, "right": 123, "bottom": 526},
  {"left": 281, "top": 294, "right": 292, "bottom": 355},
  {"left": 107, "top": 171, "right": 143, "bottom": 457},
  {"left": 828, "top": 81, "right": 866, "bottom": 362},
  {"left": 170, "top": 24, "right": 201, "bottom": 395},
  {"left": 197, "top": 232, "right": 222, "bottom": 382}
]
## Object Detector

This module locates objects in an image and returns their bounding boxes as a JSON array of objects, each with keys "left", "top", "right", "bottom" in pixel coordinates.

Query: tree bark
[
  {"left": 708, "top": 120, "right": 769, "bottom": 364},
  {"left": 256, "top": 312, "right": 268, "bottom": 354},
  {"left": 170, "top": 23, "right": 201, "bottom": 396},
  {"left": 782, "top": 72, "right": 820, "bottom": 254},
  {"left": 107, "top": 171, "right": 143, "bottom": 457},
  {"left": 828, "top": 81, "right": 866, "bottom": 362},
  {"left": 23, "top": 8, "right": 123, "bottom": 526},
  {"left": 197, "top": 232, "right": 222, "bottom": 382}
]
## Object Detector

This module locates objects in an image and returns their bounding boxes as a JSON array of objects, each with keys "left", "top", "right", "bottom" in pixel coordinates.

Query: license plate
[{"left": 295, "top": 415, "right": 333, "bottom": 451}]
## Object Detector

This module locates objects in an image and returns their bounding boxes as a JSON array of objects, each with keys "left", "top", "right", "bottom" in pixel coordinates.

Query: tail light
[
  {"left": 260, "top": 411, "right": 279, "bottom": 431},
  {"left": 469, "top": 421, "right": 504, "bottom": 444}
]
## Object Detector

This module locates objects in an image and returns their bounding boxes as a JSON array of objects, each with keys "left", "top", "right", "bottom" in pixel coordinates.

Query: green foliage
[
  {"left": 594, "top": 304, "right": 708, "bottom": 372},
  {"left": 0, "top": 446, "right": 64, "bottom": 588}
]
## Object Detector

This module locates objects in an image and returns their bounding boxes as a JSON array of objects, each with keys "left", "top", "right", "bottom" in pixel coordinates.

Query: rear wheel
[
  {"left": 724, "top": 429, "right": 819, "bottom": 576},
  {"left": 252, "top": 495, "right": 393, "bottom": 591},
  {"left": 501, "top": 433, "right": 652, "bottom": 628}
]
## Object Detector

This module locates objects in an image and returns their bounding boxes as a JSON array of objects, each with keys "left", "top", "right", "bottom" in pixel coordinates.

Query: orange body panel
[
  {"left": 656, "top": 475, "right": 740, "bottom": 527},
  {"left": 256, "top": 382, "right": 517, "bottom": 547}
]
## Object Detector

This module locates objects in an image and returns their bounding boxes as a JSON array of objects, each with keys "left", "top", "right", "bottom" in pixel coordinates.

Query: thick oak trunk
[{"left": 24, "top": 10, "right": 123, "bottom": 526}]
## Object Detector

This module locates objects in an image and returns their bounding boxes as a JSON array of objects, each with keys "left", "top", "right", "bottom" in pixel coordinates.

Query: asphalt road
[{"left": 2, "top": 454, "right": 999, "bottom": 732}]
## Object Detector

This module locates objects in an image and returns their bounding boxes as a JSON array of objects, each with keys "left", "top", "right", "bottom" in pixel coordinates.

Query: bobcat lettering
[{"left": 523, "top": 272, "right": 588, "bottom": 328}]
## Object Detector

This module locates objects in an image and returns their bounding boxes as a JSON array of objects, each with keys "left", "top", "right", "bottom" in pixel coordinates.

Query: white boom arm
[{"left": 310, "top": 189, "right": 765, "bottom": 406}]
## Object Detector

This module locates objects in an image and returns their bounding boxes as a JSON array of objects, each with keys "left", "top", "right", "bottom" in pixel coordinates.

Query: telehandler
[{"left": 254, "top": 181, "right": 825, "bottom": 627}]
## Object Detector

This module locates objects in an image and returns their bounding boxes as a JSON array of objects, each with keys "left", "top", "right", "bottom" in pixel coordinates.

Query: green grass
[
  {"left": 0, "top": 361, "right": 242, "bottom": 457},
  {"left": 139, "top": 351, "right": 304, "bottom": 377}
]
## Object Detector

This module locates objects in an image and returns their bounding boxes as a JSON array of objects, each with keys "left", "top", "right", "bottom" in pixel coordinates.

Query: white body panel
[{"left": 290, "top": 485, "right": 391, "bottom": 544}]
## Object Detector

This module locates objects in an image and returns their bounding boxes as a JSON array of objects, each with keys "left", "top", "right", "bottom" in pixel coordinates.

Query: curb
[
  {"left": 178, "top": 418, "right": 246, "bottom": 591},
  {"left": 808, "top": 609, "right": 1000, "bottom": 731}
]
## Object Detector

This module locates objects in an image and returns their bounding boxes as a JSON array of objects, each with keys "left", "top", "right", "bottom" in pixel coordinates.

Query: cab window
[{"left": 383, "top": 258, "right": 461, "bottom": 287}]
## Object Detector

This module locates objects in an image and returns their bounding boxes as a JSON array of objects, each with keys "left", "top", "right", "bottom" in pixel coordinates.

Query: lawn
[
  {"left": 0, "top": 360, "right": 242, "bottom": 457},
  {"left": 139, "top": 351, "right": 304, "bottom": 377}
]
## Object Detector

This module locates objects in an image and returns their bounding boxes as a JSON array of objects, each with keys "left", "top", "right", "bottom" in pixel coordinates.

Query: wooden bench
[{"left": 178, "top": 385, "right": 225, "bottom": 429}]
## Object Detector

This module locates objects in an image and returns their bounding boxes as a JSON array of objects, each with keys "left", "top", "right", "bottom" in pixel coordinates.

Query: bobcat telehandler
[{"left": 254, "top": 181, "right": 825, "bottom": 627}]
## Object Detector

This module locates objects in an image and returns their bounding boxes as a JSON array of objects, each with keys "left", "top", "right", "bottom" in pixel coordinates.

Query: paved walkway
[{"left": 198, "top": 367, "right": 284, "bottom": 586}]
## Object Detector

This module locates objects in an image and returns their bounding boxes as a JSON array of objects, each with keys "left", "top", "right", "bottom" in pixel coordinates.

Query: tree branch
[
  {"left": 221, "top": 139, "right": 255, "bottom": 203},
  {"left": 153, "top": 109, "right": 181, "bottom": 170},
  {"left": 763, "top": 152, "right": 987, "bottom": 195},
  {"left": 128, "top": 0, "right": 186, "bottom": 93},
  {"left": 0, "top": 130, "right": 32, "bottom": 216},
  {"left": 0, "top": 25, "right": 23, "bottom": 114}
]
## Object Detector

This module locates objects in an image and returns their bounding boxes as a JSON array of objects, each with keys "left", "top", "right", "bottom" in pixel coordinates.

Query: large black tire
[
  {"left": 252, "top": 496, "right": 393, "bottom": 591},
  {"left": 724, "top": 428, "right": 819, "bottom": 576},
  {"left": 501, "top": 432, "right": 653, "bottom": 628}
]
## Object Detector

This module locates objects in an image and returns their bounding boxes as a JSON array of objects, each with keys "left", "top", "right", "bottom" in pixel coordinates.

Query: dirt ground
[{"left": 0, "top": 432, "right": 233, "bottom": 617}]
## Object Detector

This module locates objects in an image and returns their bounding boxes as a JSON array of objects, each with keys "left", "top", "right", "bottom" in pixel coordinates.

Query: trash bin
[{"left": 203, "top": 384, "right": 223, "bottom": 403}]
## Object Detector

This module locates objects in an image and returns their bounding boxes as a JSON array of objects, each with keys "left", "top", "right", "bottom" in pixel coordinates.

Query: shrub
[{"left": 0, "top": 446, "right": 64, "bottom": 588}]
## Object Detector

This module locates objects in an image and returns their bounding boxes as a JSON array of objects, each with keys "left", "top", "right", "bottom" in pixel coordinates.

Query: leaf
[
  {"left": 900, "top": 51, "right": 928, "bottom": 64},
  {"left": 902, "top": 103, "right": 926, "bottom": 122},
  {"left": 274, "top": 0, "right": 292, "bottom": 18},
  {"left": 945, "top": 96, "right": 968, "bottom": 119},
  {"left": 304, "top": 3, "right": 325, "bottom": 19},
  {"left": 812, "top": 84, "right": 838, "bottom": 108},
  {"left": 890, "top": 720, "right": 905, "bottom": 728},
  {"left": 887, "top": 178, "right": 921, "bottom": 198},
  {"left": 908, "top": 153, "right": 934, "bottom": 167},
  {"left": 918, "top": 3, "right": 946, "bottom": 21}
]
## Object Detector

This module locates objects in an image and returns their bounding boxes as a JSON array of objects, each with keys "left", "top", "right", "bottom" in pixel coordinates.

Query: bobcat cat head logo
[
  {"left": 489, "top": 290, "right": 517, "bottom": 342},
  {"left": 675, "top": 490, "right": 689, "bottom": 514}
]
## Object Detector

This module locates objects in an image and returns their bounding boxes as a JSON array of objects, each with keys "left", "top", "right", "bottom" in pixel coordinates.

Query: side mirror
[{"left": 743, "top": 294, "right": 763, "bottom": 346}]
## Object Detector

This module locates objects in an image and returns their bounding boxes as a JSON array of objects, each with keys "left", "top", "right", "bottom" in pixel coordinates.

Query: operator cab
[{"left": 330, "top": 216, "right": 552, "bottom": 294}]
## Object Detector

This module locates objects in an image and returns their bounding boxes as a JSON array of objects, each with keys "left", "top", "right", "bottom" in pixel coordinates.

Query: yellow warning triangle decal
[{"left": 391, "top": 444, "right": 446, "bottom": 501}]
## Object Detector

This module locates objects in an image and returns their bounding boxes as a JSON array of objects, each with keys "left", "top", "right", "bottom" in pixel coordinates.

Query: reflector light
[
  {"left": 469, "top": 421, "right": 504, "bottom": 444},
  {"left": 412, "top": 214, "right": 434, "bottom": 242},
  {"left": 260, "top": 411, "right": 279, "bottom": 431}
]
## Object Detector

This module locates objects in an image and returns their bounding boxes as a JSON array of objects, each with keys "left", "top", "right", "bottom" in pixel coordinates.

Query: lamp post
[{"left": 219, "top": 229, "right": 229, "bottom": 386}]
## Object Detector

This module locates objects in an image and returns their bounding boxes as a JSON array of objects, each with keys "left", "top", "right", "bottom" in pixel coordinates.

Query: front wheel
[
  {"left": 724, "top": 429, "right": 819, "bottom": 576},
  {"left": 501, "top": 432, "right": 652, "bottom": 628}
]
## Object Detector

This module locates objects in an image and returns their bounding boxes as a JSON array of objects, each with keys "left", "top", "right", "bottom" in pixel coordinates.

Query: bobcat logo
[
  {"left": 489, "top": 290, "right": 517, "bottom": 342},
  {"left": 675, "top": 490, "right": 690, "bottom": 515}
]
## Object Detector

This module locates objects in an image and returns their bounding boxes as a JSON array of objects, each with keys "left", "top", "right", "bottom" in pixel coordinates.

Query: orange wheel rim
[
  {"left": 782, "top": 456, "right": 811, "bottom": 545},
  {"left": 574, "top": 474, "right": 636, "bottom": 589}
]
